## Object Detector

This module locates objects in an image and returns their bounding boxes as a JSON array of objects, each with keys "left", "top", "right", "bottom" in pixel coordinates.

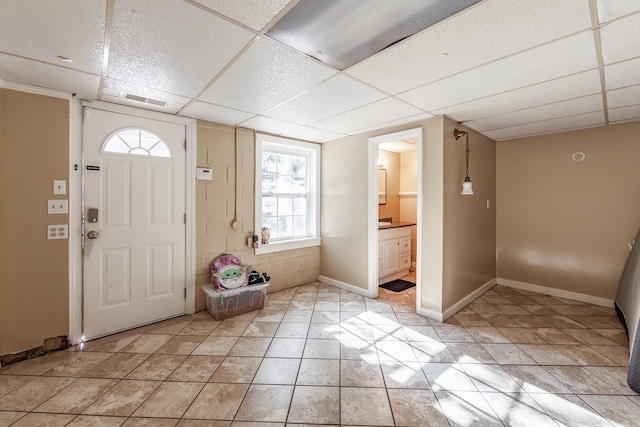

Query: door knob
[{"left": 86, "top": 231, "right": 99, "bottom": 239}]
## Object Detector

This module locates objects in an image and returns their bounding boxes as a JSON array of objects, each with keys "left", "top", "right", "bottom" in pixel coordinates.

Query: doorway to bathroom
[{"left": 368, "top": 128, "right": 422, "bottom": 306}]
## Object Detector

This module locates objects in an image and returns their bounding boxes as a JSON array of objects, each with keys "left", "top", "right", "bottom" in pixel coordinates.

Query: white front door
[{"left": 83, "top": 108, "right": 186, "bottom": 340}]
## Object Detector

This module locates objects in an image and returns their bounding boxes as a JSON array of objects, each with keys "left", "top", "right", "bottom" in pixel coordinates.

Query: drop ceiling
[{"left": 0, "top": 0, "right": 638, "bottom": 143}]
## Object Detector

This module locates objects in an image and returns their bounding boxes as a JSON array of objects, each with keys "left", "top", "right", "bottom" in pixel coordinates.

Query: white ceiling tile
[
  {"left": 240, "top": 115, "right": 314, "bottom": 137},
  {"left": 0, "top": 54, "right": 100, "bottom": 99},
  {"left": 104, "top": 78, "right": 190, "bottom": 106},
  {"left": 600, "top": 13, "right": 640, "bottom": 65},
  {"left": 399, "top": 31, "right": 598, "bottom": 112},
  {"left": 312, "top": 98, "right": 425, "bottom": 134},
  {"left": 0, "top": 0, "right": 106, "bottom": 74},
  {"left": 199, "top": 37, "right": 336, "bottom": 114},
  {"left": 605, "top": 58, "right": 640, "bottom": 91},
  {"left": 436, "top": 70, "right": 602, "bottom": 122},
  {"left": 596, "top": 0, "right": 640, "bottom": 23},
  {"left": 281, "top": 127, "right": 347, "bottom": 143},
  {"left": 263, "top": 75, "right": 386, "bottom": 125},
  {"left": 101, "top": 93, "right": 182, "bottom": 114},
  {"left": 484, "top": 111, "right": 605, "bottom": 141},
  {"left": 467, "top": 94, "right": 603, "bottom": 132},
  {"left": 607, "top": 85, "right": 640, "bottom": 108},
  {"left": 192, "top": 0, "right": 292, "bottom": 31},
  {"left": 107, "top": 0, "right": 254, "bottom": 98},
  {"left": 348, "top": 112, "right": 434, "bottom": 136},
  {"left": 180, "top": 101, "right": 255, "bottom": 126},
  {"left": 346, "top": 0, "right": 592, "bottom": 94},
  {"left": 609, "top": 105, "right": 640, "bottom": 123}
]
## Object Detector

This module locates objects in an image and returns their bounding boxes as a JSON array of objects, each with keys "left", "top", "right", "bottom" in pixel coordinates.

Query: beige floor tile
[
  {"left": 502, "top": 365, "right": 572, "bottom": 394},
  {"left": 515, "top": 344, "right": 578, "bottom": 365},
  {"left": 545, "top": 366, "right": 619, "bottom": 394},
  {"left": 311, "top": 311, "right": 341, "bottom": 324},
  {"left": 341, "top": 359, "right": 385, "bottom": 387},
  {"left": 9, "top": 412, "right": 75, "bottom": 426},
  {"left": 177, "top": 420, "right": 230, "bottom": 426},
  {"left": 446, "top": 343, "right": 497, "bottom": 364},
  {"left": 465, "top": 327, "right": 510, "bottom": 343},
  {"left": 433, "top": 325, "right": 476, "bottom": 343},
  {"left": 229, "top": 337, "right": 273, "bottom": 357},
  {"left": 168, "top": 355, "right": 224, "bottom": 382},
  {"left": 590, "top": 345, "right": 630, "bottom": 366},
  {"left": 411, "top": 341, "right": 457, "bottom": 363},
  {"left": 281, "top": 310, "right": 312, "bottom": 323},
  {"left": 585, "top": 366, "right": 639, "bottom": 395},
  {"left": 579, "top": 394, "right": 640, "bottom": 427},
  {"left": 43, "top": 352, "right": 113, "bottom": 377},
  {"left": 0, "top": 375, "right": 36, "bottom": 399},
  {"left": 122, "top": 417, "right": 179, "bottom": 426},
  {"left": 434, "top": 390, "right": 502, "bottom": 426},
  {"left": 66, "top": 415, "right": 128, "bottom": 426},
  {"left": 132, "top": 382, "right": 203, "bottom": 418},
  {"left": 381, "top": 361, "right": 430, "bottom": 389},
  {"left": 83, "top": 352, "right": 149, "bottom": 379},
  {"left": 253, "top": 358, "right": 300, "bottom": 385},
  {"left": 0, "top": 376, "right": 75, "bottom": 411},
  {"left": 296, "top": 359, "right": 340, "bottom": 386},
  {"left": 125, "top": 354, "right": 186, "bottom": 381},
  {"left": 183, "top": 383, "right": 249, "bottom": 420},
  {"left": 388, "top": 388, "right": 450, "bottom": 426},
  {"left": 209, "top": 321, "right": 250, "bottom": 337},
  {"left": 563, "top": 328, "right": 619, "bottom": 345},
  {"left": 461, "top": 364, "right": 523, "bottom": 393},
  {"left": 482, "top": 391, "right": 559, "bottom": 426},
  {"left": 554, "top": 344, "right": 619, "bottom": 366},
  {"left": 0, "top": 351, "right": 74, "bottom": 376},
  {"left": 480, "top": 343, "right": 537, "bottom": 365},
  {"left": 82, "top": 334, "right": 141, "bottom": 353},
  {"left": 83, "top": 380, "right": 160, "bottom": 416},
  {"left": 242, "top": 322, "right": 279, "bottom": 338},
  {"left": 155, "top": 335, "right": 205, "bottom": 355},
  {"left": 495, "top": 327, "right": 547, "bottom": 344},
  {"left": 265, "top": 338, "right": 305, "bottom": 358},
  {"left": 302, "top": 338, "right": 341, "bottom": 359},
  {"left": 287, "top": 386, "right": 340, "bottom": 424},
  {"left": 274, "top": 322, "right": 309, "bottom": 338},
  {"left": 209, "top": 357, "right": 262, "bottom": 383},
  {"left": 511, "top": 315, "right": 553, "bottom": 328},
  {"left": 192, "top": 336, "right": 239, "bottom": 356},
  {"left": 234, "top": 384, "right": 294, "bottom": 422},
  {"left": 120, "top": 334, "right": 174, "bottom": 353},
  {"left": 531, "top": 327, "right": 582, "bottom": 344},
  {"left": 530, "top": 392, "right": 617, "bottom": 427},
  {"left": 0, "top": 410, "right": 27, "bottom": 426},
  {"left": 35, "top": 377, "right": 117, "bottom": 414},
  {"left": 422, "top": 362, "right": 477, "bottom": 392},
  {"left": 177, "top": 319, "right": 220, "bottom": 335},
  {"left": 252, "top": 309, "right": 286, "bottom": 323},
  {"left": 340, "top": 387, "right": 394, "bottom": 426}
]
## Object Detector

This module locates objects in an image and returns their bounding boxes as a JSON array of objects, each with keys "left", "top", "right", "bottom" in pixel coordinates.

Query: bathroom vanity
[{"left": 378, "top": 222, "right": 415, "bottom": 285}]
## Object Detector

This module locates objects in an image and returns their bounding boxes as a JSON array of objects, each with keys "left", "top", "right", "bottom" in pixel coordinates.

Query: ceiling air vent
[{"left": 124, "top": 93, "right": 167, "bottom": 107}]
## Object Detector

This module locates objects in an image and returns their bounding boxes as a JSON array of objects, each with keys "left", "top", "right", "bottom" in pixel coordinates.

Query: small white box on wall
[{"left": 196, "top": 167, "right": 213, "bottom": 181}]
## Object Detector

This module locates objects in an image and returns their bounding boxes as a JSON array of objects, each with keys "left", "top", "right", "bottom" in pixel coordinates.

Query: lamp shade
[{"left": 461, "top": 177, "right": 474, "bottom": 195}]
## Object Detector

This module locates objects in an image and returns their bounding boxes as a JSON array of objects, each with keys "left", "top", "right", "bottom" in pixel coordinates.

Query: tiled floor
[{"left": 1, "top": 282, "right": 638, "bottom": 426}]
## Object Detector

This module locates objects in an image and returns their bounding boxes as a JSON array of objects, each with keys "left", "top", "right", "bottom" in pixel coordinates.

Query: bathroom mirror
[{"left": 378, "top": 169, "right": 386, "bottom": 205}]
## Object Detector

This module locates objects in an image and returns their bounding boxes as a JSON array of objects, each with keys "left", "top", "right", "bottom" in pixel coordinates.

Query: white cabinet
[{"left": 378, "top": 226, "right": 411, "bottom": 284}]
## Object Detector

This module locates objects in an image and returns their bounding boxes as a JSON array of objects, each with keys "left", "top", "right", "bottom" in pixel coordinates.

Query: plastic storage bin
[{"left": 202, "top": 283, "right": 269, "bottom": 320}]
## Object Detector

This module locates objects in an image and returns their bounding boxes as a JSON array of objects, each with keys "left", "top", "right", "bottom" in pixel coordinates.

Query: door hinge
[
  {"left": 184, "top": 213, "right": 186, "bottom": 224},
  {"left": 184, "top": 139, "right": 187, "bottom": 150},
  {"left": 184, "top": 288, "right": 187, "bottom": 298}
]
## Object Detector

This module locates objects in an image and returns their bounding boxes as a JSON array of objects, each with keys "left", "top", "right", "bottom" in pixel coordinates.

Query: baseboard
[
  {"left": 497, "top": 278, "right": 614, "bottom": 307},
  {"left": 416, "top": 306, "right": 444, "bottom": 323},
  {"left": 442, "top": 278, "right": 497, "bottom": 321},
  {"left": 318, "top": 275, "right": 376, "bottom": 298}
]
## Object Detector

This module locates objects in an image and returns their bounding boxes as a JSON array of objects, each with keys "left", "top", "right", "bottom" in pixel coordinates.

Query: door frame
[
  {"left": 69, "top": 99, "right": 196, "bottom": 344},
  {"left": 368, "top": 127, "right": 423, "bottom": 308}
]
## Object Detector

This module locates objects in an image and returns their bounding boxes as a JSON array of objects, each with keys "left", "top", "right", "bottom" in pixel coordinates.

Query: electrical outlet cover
[
  {"left": 48, "top": 199, "right": 68, "bottom": 214},
  {"left": 47, "top": 224, "right": 68, "bottom": 240}
]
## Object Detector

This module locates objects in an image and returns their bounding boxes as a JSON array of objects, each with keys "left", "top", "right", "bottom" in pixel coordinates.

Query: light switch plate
[
  {"left": 48, "top": 199, "right": 68, "bottom": 214},
  {"left": 53, "top": 180, "right": 66, "bottom": 194}
]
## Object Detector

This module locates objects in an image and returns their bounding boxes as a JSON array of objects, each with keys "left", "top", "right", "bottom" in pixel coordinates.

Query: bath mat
[{"left": 380, "top": 279, "right": 415, "bottom": 292}]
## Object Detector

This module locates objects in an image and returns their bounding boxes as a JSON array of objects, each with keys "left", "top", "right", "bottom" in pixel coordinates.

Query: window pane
[
  {"left": 293, "top": 215, "right": 306, "bottom": 235},
  {"left": 103, "top": 129, "right": 172, "bottom": 158},
  {"left": 278, "top": 216, "right": 292, "bottom": 237},
  {"left": 278, "top": 197, "right": 293, "bottom": 216},
  {"left": 293, "top": 197, "right": 306, "bottom": 215}
]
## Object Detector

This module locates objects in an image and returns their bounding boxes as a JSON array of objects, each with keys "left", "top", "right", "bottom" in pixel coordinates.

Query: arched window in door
[{"left": 103, "top": 128, "right": 172, "bottom": 158}]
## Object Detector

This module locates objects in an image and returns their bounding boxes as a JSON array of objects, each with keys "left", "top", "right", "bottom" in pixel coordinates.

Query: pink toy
[{"left": 210, "top": 254, "right": 249, "bottom": 290}]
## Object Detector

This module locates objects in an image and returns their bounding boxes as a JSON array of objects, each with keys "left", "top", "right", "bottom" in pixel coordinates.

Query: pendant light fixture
[{"left": 453, "top": 128, "right": 474, "bottom": 195}]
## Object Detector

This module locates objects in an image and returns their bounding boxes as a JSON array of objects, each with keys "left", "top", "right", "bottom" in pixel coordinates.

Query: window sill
[{"left": 254, "top": 237, "right": 321, "bottom": 255}]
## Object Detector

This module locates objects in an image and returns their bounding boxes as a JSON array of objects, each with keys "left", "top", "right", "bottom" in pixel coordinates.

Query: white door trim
[
  {"left": 69, "top": 100, "right": 196, "bottom": 345},
  {"left": 368, "top": 128, "right": 423, "bottom": 308}
]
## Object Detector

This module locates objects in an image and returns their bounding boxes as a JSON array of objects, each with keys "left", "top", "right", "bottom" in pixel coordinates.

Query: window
[
  {"left": 255, "top": 133, "right": 320, "bottom": 254},
  {"left": 103, "top": 129, "right": 171, "bottom": 158}
]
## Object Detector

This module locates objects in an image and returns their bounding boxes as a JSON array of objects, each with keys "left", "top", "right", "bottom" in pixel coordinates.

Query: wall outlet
[
  {"left": 47, "top": 224, "right": 68, "bottom": 240},
  {"left": 48, "top": 199, "right": 68, "bottom": 214}
]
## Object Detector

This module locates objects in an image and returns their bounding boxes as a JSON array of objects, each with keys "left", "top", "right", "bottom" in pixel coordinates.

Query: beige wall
[
  {"left": 497, "top": 122, "right": 640, "bottom": 300},
  {"left": 377, "top": 149, "right": 400, "bottom": 221},
  {"left": 194, "top": 122, "right": 319, "bottom": 311},
  {"left": 442, "top": 118, "right": 497, "bottom": 310},
  {"left": 400, "top": 151, "right": 418, "bottom": 264},
  {"left": 0, "top": 89, "right": 69, "bottom": 356}
]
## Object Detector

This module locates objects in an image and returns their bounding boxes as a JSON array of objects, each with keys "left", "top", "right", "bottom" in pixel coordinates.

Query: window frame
[{"left": 254, "top": 133, "right": 321, "bottom": 255}]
